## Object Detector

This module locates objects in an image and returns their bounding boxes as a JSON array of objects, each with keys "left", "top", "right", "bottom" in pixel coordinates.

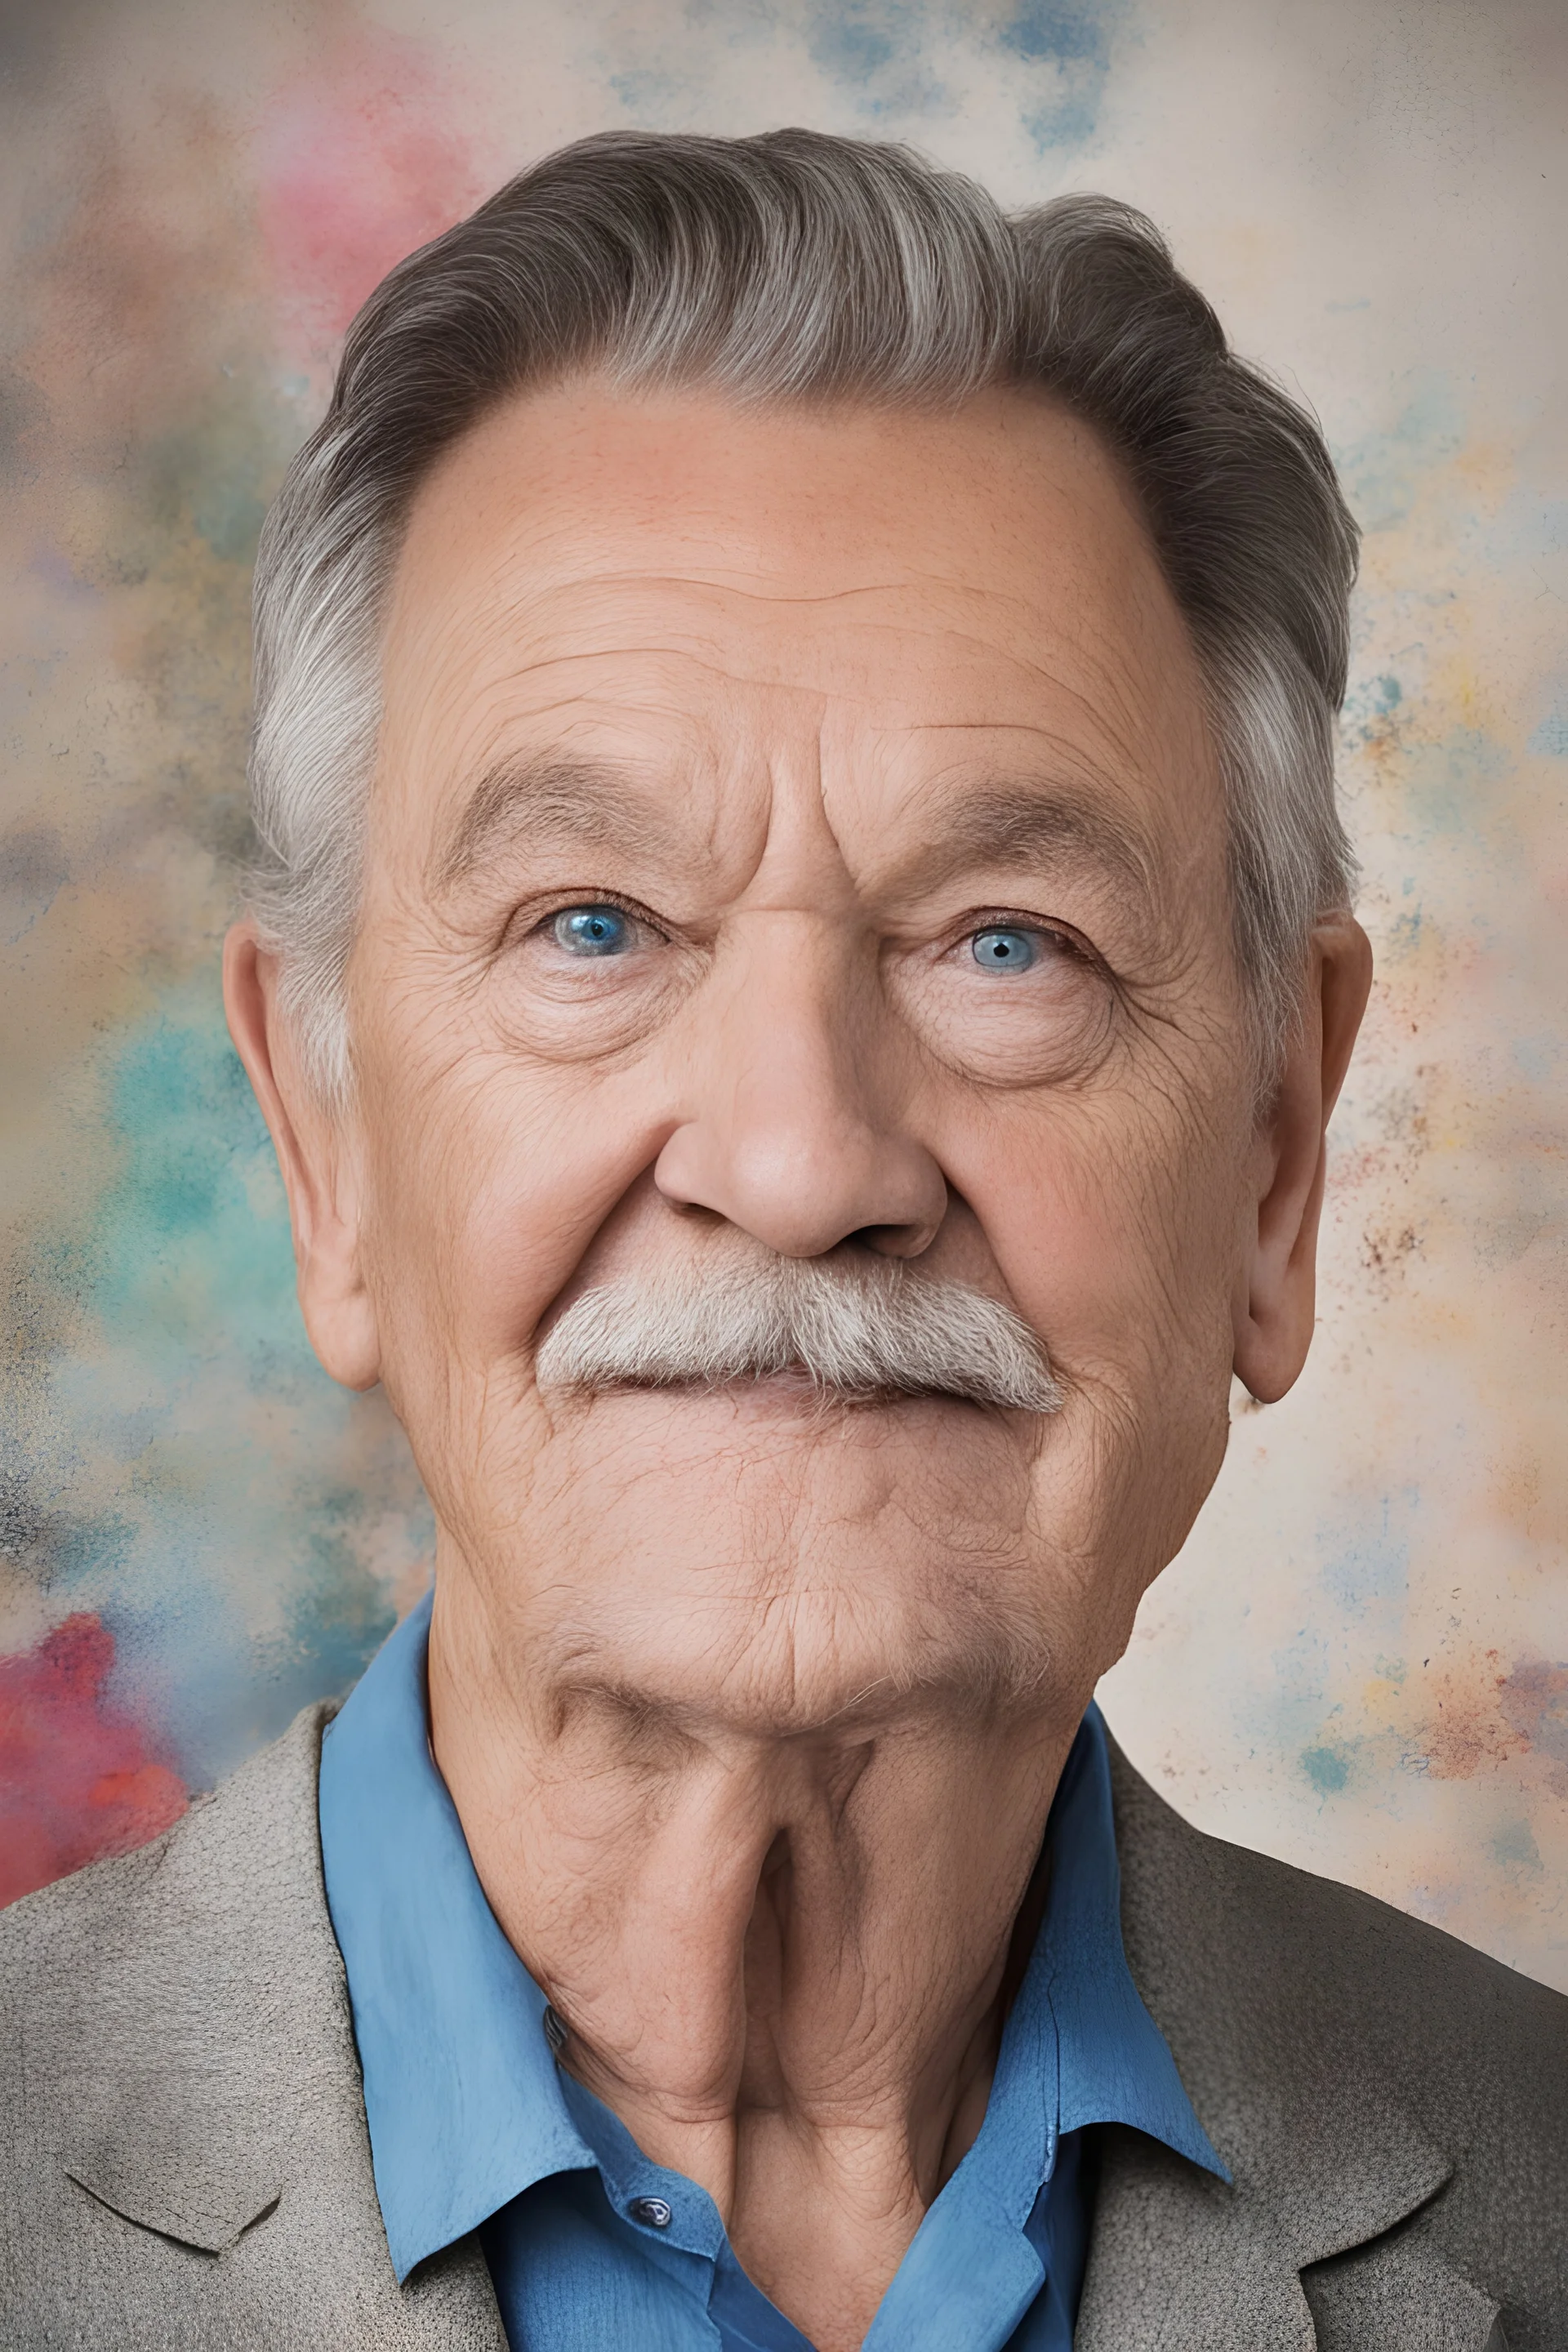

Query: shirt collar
[
  {"left": 319, "top": 1590, "right": 1223, "bottom": 2283},
  {"left": 318, "top": 1592, "right": 593, "bottom": 2278},
  {"left": 1040, "top": 1706, "right": 1223, "bottom": 2169}
]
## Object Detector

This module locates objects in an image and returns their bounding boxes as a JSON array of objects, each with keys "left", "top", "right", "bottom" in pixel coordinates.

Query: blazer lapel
[
  {"left": 48, "top": 1706, "right": 354, "bottom": 2255},
  {"left": 1085, "top": 1741, "right": 1496, "bottom": 2352},
  {"left": 1300, "top": 2222, "right": 1508, "bottom": 2351},
  {"left": 34, "top": 1703, "right": 506, "bottom": 2349},
  {"left": 1076, "top": 2109, "right": 1488, "bottom": 2351},
  {"left": 1077, "top": 2123, "right": 1321, "bottom": 2350}
]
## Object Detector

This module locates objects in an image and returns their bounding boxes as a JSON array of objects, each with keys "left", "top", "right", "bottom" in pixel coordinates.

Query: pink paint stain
[
  {"left": 256, "top": 31, "right": 489, "bottom": 355},
  {"left": 1500, "top": 1659, "right": 1568, "bottom": 1788},
  {"left": 0, "top": 1614, "right": 187, "bottom": 1909}
]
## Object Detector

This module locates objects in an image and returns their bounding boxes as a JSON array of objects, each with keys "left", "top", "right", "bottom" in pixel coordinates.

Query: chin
[
  {"left": 532, "top": 1549, "right": 1064, "bottom": 1737},
  {"left": 473, "top": 1383, "right": 1075, "bottom": 1734}
]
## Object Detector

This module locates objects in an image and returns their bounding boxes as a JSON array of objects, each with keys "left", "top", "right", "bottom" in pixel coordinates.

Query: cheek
[
  {"left": 361, "top": 1047, "right": 669, "bottom": 1378},
  {"left": 947, "top": 1091, "right": 1242, "bottom": 1642},
  {"left": 943, "top": 1085, "right": 1244, "bottom": 1398}
]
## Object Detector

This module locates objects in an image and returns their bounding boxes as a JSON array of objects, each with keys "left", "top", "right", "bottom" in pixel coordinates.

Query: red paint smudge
[
  {"left": 256, "top": 32, "right": 488, "bottom": 356},
  {"left": 0, "top": 1614, "right": 187, "bottom": 1909},
  {"left": 1499, "top": 1659, "right": 1568, "bottom": 1793},
  {"left": 1419, "top": 1648, "right": 1538, "bottom": 1781}
]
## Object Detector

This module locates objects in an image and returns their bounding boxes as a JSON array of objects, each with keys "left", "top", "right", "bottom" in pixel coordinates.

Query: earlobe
[
  {"left": 1232, "top": 915, "right": 1373, "bottom": 1405},
  {"left": 222, "top": 925, "right": 383, "bottom": 1392}
]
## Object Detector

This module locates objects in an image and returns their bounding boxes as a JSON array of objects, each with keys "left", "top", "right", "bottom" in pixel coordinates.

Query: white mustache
[{"left": 534, "top": 1254, "right": 1062, "bottom": 1414}]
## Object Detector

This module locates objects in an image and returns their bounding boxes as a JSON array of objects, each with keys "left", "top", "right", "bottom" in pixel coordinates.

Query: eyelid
[
  {"left": 952, "top": 910, "right": 1098, "bottom": 965},
  {"left": 507, "top": 889, "right": 672, "bottom": 950}
]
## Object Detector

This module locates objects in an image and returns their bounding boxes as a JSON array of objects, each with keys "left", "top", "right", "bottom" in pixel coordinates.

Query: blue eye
[
  {"left": 553, "top": 905, "right": 632, "bottom": 956},
  {"left": 971, "top": 926, "right": 1038, "bottom": 973}
]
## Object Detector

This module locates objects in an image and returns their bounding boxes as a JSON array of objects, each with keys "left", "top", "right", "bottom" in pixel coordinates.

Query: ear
[
  {"left": 1232, "top": 914, "right": 1373, "bottom": 1404},
  {"left": 223, "top": 923, "right": 382, "bottom": 1391}
]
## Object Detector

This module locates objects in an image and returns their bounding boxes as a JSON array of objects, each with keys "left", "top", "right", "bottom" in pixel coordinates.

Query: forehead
[{"left": 374, "top": 382, "right": 1218, "bottom": 856}]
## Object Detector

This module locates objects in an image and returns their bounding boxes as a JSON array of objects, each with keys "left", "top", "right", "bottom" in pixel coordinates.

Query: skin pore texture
[{"left": 226, "top": 382, "right": 1371, "bottom": 2351}]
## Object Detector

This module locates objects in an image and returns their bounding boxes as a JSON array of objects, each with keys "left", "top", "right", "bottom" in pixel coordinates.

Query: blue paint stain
[
  {"left": 1301, "top": 1742, "right": 1355, "bottom": 1795},
  {"left": 1385, "top": 904, "right": 1423, "bottom": 959},
  {"left": 1333, "top": 372, "right": 1464, "bottom": 536},
  {"left": 53, "top": 1511, "right": 138, "bottom": 1590},
  {"left": 1527, "top": 687, "right": 1568, "bottom": 758},
  {"left": 797, "top": 0, "right": 1117, "bottom": 145},
  {"left": 1000, "top": 0, "right": 1109, "bottom": 68},
  {"left": 608, "top": 68, "right": 691, "bottom": 122},
  {"left": 809, "top": 1, "right": 900, "bottom": 83},
  {"left": 190, "top": 472, "right": 266, "bottom": 568},
  {"left": 274, "top": 1499, "right": 399, "bottom": 1701},
  {"left": 98, "top": 997, "right": 306, "bottom": 1369},
  {"left": 1512, "top": 1033, "right": 1563, "bottom": 1083},
  {"left": 12, "top": 981, "right": 432, "bottom": 1793},
  {"left": 1021, "top": 87, "right": 1100, "bottom": 147},
  {"left": 137, "top": 385, "right": 276, "bottom": 571},
  {"left": 1491, "top": 1818, "right": 1543, "bottom": 1873},
  {"left": 1316, "top": 1490, "right": 1414, "bottom": 1619},
  {"left": 1400, "top": 725, "right": 1512, "bottom": 837},
  {"left": 1005, "top": 0, "right": 1121, "bottom": 149}
]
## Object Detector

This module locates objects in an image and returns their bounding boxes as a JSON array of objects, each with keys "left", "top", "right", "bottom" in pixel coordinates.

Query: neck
[{"left": 427, "top": 1575, "right": 1078, "bottom": 2352}]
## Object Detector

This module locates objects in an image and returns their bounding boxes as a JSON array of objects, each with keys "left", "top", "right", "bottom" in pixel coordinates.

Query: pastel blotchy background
[{"left": 1, "top": 0, "right": 1564, "bottom": 1980}]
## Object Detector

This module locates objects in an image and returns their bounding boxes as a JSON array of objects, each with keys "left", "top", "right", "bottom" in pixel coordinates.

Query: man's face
[{"left": 326, "top": 385, "right": 1259, "bottom": 1734}]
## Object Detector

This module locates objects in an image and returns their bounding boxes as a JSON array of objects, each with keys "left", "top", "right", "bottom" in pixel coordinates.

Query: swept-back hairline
[{"left": 243, "top": 131, "right": 1360, "bottom": 1105}]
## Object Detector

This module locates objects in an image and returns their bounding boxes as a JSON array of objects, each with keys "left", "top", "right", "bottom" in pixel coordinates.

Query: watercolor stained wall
[{"left": 2, "top": 0, "right": 1564, "bottom": 1984}]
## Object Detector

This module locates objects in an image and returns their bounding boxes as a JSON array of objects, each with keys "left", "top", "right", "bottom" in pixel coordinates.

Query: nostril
[
  {"left": 668, "top": 1199, "right": 728, "bottom": 1230},
  {"left": 654, "top": 1111, "right": 948, "bottom": 1262},
  {"left": 847, "top": 1222, "right": 933, "bottom": 1258},
  {"left": 846, "top": 1223, "right": 921, "bottom": 1260}
]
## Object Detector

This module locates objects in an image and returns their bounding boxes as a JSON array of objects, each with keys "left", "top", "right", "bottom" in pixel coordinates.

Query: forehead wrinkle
[
  {"left": 503, "top": 564, "right": 934, "bottom": 613},
  {"left": 421, "top": 565, "right": 1158, "bottom": 760},
  {"left": 441, "top": 632, "right": 834, "bottom": 733},
  {"left": 466, "top": 546, "right": 1057, "bottom": 614},
  {"left": 447, "top": 568, "right": 1111, "bottom": 706}
]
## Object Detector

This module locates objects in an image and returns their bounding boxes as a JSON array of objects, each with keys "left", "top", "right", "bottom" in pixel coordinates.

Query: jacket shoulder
[
  {"left": 1, "top": 1700, "right": 336, "bottom": 2017},
  {"left": 1108, "top": 1738, "right": 1568, "bottom": 2078},
  {"left": 1107, "top": 1736, "right": 1568, "bottom": 2312},
  {"left": 1, "top": 1703, "right": 345, "bottom": 2205},
  {"left": 0, "top": 1704, "right": 500, "bottom": 2351}
]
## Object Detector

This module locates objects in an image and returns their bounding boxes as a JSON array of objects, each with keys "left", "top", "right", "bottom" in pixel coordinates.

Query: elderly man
[{"left": 2, "top": 129, "right": 1562, "bottom": 2352}]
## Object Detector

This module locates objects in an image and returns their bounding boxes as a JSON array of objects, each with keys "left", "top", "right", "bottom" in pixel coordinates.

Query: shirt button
[{"left": 629, "top": 2196, "right": 673, "bottom": 2230}]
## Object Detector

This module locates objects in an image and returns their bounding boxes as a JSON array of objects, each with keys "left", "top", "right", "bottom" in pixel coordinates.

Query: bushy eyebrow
[
  {"left": 879, "top": 782, "right": 1160, "bottom": 911},
  {"left": 430, "top": 753, "right": 677, "bottom": 892},
  {"left": 433, "top": 751, "right": 1161, "bottom": 913}
]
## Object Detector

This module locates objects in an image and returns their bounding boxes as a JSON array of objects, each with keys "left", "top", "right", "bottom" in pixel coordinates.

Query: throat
[
  {"left": 547, "top": 1771, "right": 1040, "bottom": 2352},
  {"left": 430, "top": 1610, "right": 1075, "bottom": 2350}
]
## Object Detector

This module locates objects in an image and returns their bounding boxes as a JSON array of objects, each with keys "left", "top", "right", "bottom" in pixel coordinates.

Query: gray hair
[
  {"left": 245, "top": 128, "right": 1358, "bottom": 1104},
  {"left": 535, "top": 1250, "right": 1062, "bottom": 1414}
]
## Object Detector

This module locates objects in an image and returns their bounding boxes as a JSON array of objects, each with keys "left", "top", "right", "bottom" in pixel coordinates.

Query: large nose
[{"left": 653, "top": 917, "right": 947, "bottom": 1259}]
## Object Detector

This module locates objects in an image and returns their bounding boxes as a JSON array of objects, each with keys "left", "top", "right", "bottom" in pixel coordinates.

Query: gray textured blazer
[{"left": 2, "top": 1704, "right": 1563, "bottom": 2350}]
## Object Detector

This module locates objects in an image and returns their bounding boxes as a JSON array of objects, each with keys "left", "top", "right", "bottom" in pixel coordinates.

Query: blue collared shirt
[{"left": 319, "top": 1595, "right": 1223, "bottom": 2348}]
